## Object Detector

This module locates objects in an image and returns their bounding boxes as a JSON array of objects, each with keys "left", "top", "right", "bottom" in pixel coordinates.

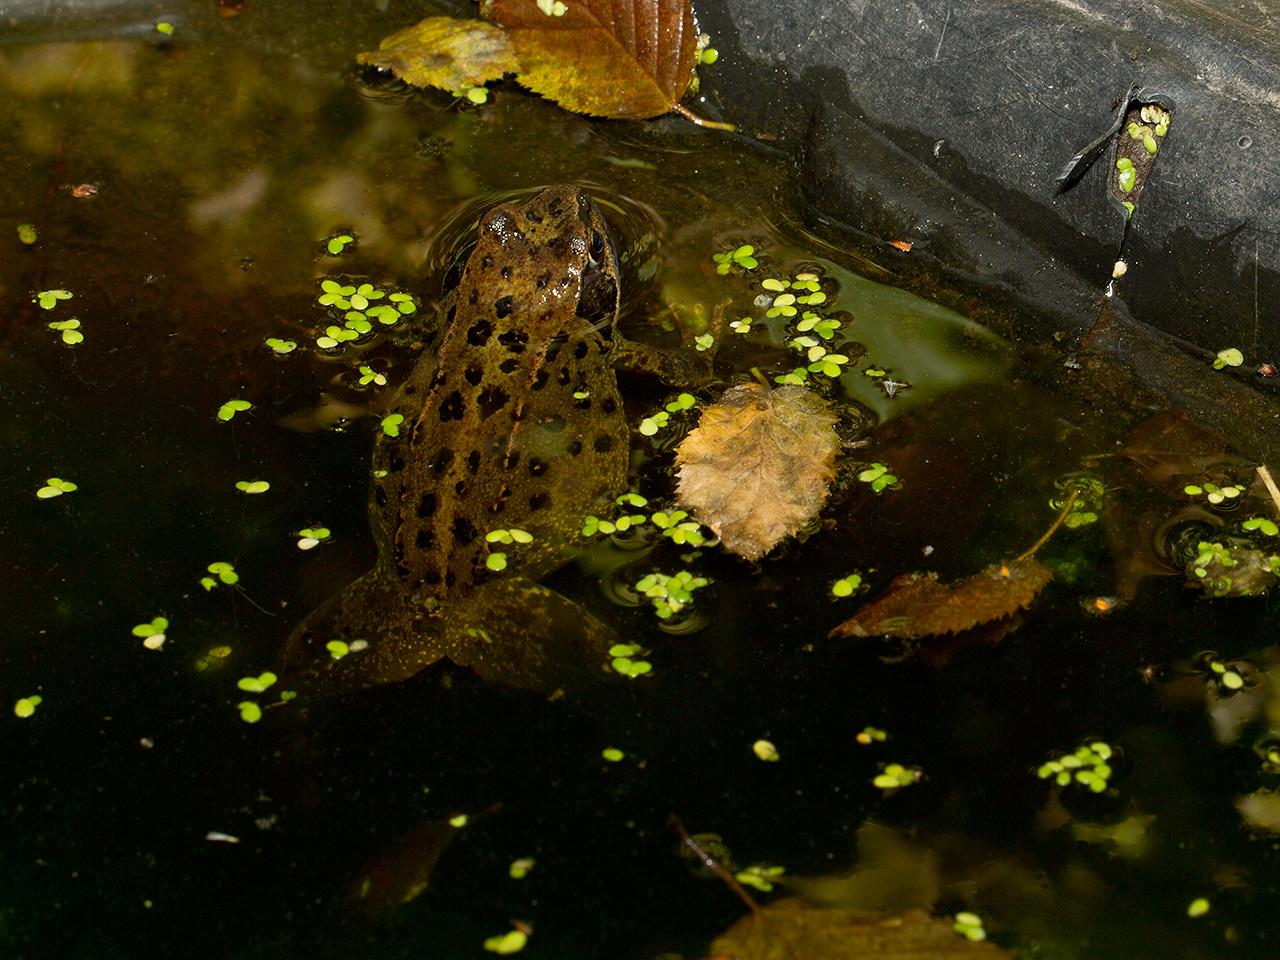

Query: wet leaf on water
[
  {"left": 479, "top": 0, "right": 698, "bottom": 119},
  {"left": 829, "top": 558, "right": 1052, "bottom": 640},
  {"left": 357, "top": 17, "right": 519, "bottom": 91},
  {"left": 710, "top": 899, "right": 1012, "bottom": 960},
  {"left": 1121, "top": 410, "right": 1229, "bottom": 492},
  {"left": 675, "top": 383, "right": 838, "bottom": 561}
]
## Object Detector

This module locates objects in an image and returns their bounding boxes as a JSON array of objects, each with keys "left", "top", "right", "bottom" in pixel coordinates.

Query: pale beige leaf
[{"left": 676, "top": 383, "right": 838, "bottom": 560}]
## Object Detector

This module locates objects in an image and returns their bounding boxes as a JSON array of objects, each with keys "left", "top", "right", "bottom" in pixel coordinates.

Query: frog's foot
[
  {"left": 613, "top": 298, "right": 727, "bottom": 387},
  {"left": 280, "top": 573, "right": 450, "bottom": 698},
  {"left": 442, "top": 578, "right": 616, "bottom": 693}
]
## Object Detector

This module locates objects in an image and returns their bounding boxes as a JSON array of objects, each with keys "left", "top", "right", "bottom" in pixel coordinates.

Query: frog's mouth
[{"left": 576, "top": 262, "right": 620, "bottom": 336}]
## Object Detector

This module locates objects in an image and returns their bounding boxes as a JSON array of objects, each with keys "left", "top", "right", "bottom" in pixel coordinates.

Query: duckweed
[
  {"left": 856, "top": 726, "right": 887, "bottom": 744},
  {"left": 326, "top": 640, "right": 350, "bottom": 660},
  {"left": 712, "top": 244, "right": 758, "bottom": 274},
  {"left": 34, "top": 289, "right": 73, "bottom": 309},
  {"left": 482, "top": 929, "right": 527, "bottom": 955},
  {"left": 357, "top": 365, "right": 387, "bottom": 387},
  {"left": 264, "top": 337, "right": 297, "bottom": 355},
  {"left": 237, "top": 701, "right": 262, "bottom": 723},
  {"left": 201, "top": 561, "right": 239, "bottom": 591},
  {"left": 752, "top": 739, "right": 780, "bottom": 762},
  {"left": 1213, "top": 347, "right": 1244, "bottom": 369},
  {"left": 155, "top": 21, "right": 174, "bottom": 35},
  {"left": 17, "top": 223, "right": 36, "bottom": 244},
  {"left": 47, "top": 318, "right": 83, "bottom": 345},
  {"left": 217, "top": 399, "right": 252, "bottom": 422},
  {"left": 1186, "top": 897, "right": 1210, "bottom": 918},
  {"left": 609, "top": 643, "right": 653, "bottom": 677},
  {"left": 508, "top": 857, "right": 535, "bottom": 879},
  {"left": 857, "top": 463, "right": 899, "bottom": 493},
  {"left": 236, "top": 672, "right": 277, "bottom": 693},
  {"left": 235, "top": 480, "right": 270, "bottom": 494},
  {"left": 381, "top": 413, "right": 405, "bottom": 437},
  {"left": 37, "top": 477, "right": 77, "bottom": 499},
  {"left": 485, "top": 552, "right": 508, "bottom": 572},
  {"left": 873, "top": 763, "right": 920, "bottom": 789},
  {"left": 1036, "top": 740, "right": 1114, "bottom": 793},
  {"left": 326, "top": 233, "right": 354, "bottom": 255},
  {"left": 953, "top": 912, "right": 987, "bottom": 942},
  {"left": 14, "top": 695, "right": 42, "bottom": 718},
  {"left": 132, "top": 617, "right": 169, "bottom": 650},
  {"left": 601, "top": 747, "right": 625, "bottom": 762},
  {"left": 485, "top": 528, "right": 533, "bottom": 545},
  {"left": 296, "top": 527, "right": 331, "bottom": 550},
  {"left": 831, "top": 573, "right": 864, "bottom": 597},
  {"left": 735, "top": 863, "right": 785, "bottom": 892}
]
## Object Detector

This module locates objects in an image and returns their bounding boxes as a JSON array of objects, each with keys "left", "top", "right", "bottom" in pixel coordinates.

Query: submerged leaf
[
  {"left": 357, "top": 17, "right": 519, "bottom": 91},
  {"left": 711, "top": 899, "right": 1011, "bottom": 960},
  {"left": 829, "top": 558, "right": 1052, "bottom": 640},
  {"left": 675, "top": 383, "right": 838, "bottom": 560},
  {"left": 479, "top": 0, "right": 698, "bottom": 119}
]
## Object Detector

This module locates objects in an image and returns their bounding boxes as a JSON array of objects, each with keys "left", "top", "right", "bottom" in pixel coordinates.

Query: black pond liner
[{"left": 694, "top": 0, "right": 1280, "bottom": 397}]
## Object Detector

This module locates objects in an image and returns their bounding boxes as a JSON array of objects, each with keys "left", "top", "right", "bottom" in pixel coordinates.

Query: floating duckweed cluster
[
  {"left": 36, "top": 477, "right": 77, "bottom": 499},
  {"left": 1183, "top": 481, "right": 1242, "bottom": 505},
  {"left": 712, "top": 244, "right": 758, "bottom": 274},
  {"left": 1036, "top": 740, "right": 1114, "bottom": 793},
  {"left": 325, "top": 233, "right": 354, "bottom": 255},
  {"left": 357, "top": 364, "right": 387, "bottom": 387},
  {"left": 635, "top": 569, "right": 709, "bottom": 619},
  {"left": 1213, "top": 347, "right": 1244, "bottom": 370},
  {"left": 381, "top": 413, "right": 405, "bottom": 437},
  {"left": 485, "top": 528, "right": 533, "bottom": 572},
  {"left": 856, "top": 726, "right": 887, "bottom": 745},
  {"left": 217, "top": 399, "right": 252, "bottom": 422},
  {"left": 638, "top": 392, "right": 696, "bottom": 436},
  {"left": 325, "top": 638, "right": 366, "bottom": 661},
  {"left": 1206, "top": 656, "right": 1246, "bottom": 691},
  {"left": 1116, "top": 157, "right": 1136, "bottom": 194},
  {"left": 296, "top": 526, "right": 331, "bottom": 550},
  {"left": 47, "top": 318, "right": 83, "bottom": 345},
  {"left": 609, "top": 642, "right": 652, "bottom": 677},
  {"left": 200, "top": 561, "right": 239, "bottom": 591},
  {"left": 873, "top": 762, "right": 921, "bottom": 790},
  {"left": 313, "top": 277, "right": 417, "bottom": 350},
  {"left": 264, "top": 337, "right": 297, "bottom": 355},
  {"left": 831, "top": 572, "right": 865, "bottom": 597},
  {"left": 953, "top": 912, "right": 987, "bottom": 942},
  {"left": 750, "top": 271, "right": 860, "bottom": 386},
  {"left": 1243, "top": 516, "right": 1280, "bottom": 536},
  {"left": 1188, "top": 539, "right": 1280, "bottom": 597},
  {"left": 132, "top": 617, "right": 169, "bottom": 651},
  {"left": 33, "top": 288, "right": 73, "bottom": 310},
  {"left": 735, "top": 863, "right": 785, "bottom": 892},
  {"left": 857, "top": 462, "right": 900, "bottom": 493}
]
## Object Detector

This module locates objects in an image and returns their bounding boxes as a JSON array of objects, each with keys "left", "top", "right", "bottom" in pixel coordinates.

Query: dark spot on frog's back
[
  {"left": 439, "top": 390, "right": 464, "bottom": 422},
  {"left": 494, "top": 295, "right": 514, "bottom": 318},
  {"left": 477, "top": 386, "right": 510, "bottom": 418},
  {"left": 593, "top": 434, "right": 615, "bottom": 453},
  {"left": 467, "top": 320, "right": 492, "bottom": 346}
]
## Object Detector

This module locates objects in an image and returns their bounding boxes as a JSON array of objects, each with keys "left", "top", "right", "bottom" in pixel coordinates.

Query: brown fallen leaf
[
  {"left": 479, "top": 0, "right": 698, "bottom": 119},
  {"left": 829, "top": 557, "right": 1052, "bottom": 640},
  {"left": 675, "top": 383, "right": 839, "bottom": 561},
  {"left": 711, "top": 899, "right": 1011, "bottom": 960},
  {"left": 357, "top": 17, "right": 519, "bottom": 91}
]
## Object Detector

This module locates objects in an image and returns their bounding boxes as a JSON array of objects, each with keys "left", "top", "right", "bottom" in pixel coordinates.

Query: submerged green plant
[{"left": 1037, "top": 740, "right": 1115, "bottom": 793}]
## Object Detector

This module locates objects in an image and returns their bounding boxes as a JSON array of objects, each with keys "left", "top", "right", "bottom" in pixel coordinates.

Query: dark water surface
[{"left": 4, "top": 8, "right": 1280, "bottom": 959}]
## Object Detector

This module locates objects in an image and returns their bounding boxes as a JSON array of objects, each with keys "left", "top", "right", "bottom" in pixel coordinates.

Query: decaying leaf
[
  {"left": 357, "top": 17, "right": 519, "bottom": 91},
  {"left": 710, "top": 899, "right": 1011, "bottom": 960},
  {"left": 675, "top": 383, "right": 839, "bottom": 561},
  {"left": 829, "top": 557, "right": 1052, "bottom": 640},
  {"left": 480, "top": 0, "right": 698, "bottom": 119}
]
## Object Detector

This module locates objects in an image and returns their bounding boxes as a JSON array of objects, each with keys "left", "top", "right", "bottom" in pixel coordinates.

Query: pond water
[{"left": 4, "top": 7, "right": 1280, "bottom": 959}]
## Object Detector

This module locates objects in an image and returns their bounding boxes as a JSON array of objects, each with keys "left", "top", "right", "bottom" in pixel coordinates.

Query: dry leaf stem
[
  {"left": 669, "top": 814, "right": 761, "bottom": 918},
  {"left": 1257, "top": 464, "right": 1280, "bottom": 518},
  {"left": 1015, "top": 488, "right": 1080, "bottom": 563}
]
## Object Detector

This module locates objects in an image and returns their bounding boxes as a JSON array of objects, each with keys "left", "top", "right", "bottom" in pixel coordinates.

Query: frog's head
[{"left": 467, "top": 185, "right": 620, "bottom": 341}]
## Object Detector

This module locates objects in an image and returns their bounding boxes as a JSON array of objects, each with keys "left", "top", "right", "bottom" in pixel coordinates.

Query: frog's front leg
[{"left": 611, "top": 299, "right": 727, "bottom": 387}]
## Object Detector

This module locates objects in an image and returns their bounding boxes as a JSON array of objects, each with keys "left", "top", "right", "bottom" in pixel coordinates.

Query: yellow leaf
[{"left": 356, "top": 17, "right": 519, "bottom": 91}]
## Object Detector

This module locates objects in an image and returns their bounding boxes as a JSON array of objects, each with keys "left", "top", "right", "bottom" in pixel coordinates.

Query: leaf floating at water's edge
[
  {"left": 479, "top": 0, "right": 698, "bottom": 119},
  {"left": 829, "top": 557, "right": 1053, "bottom": 640},
  {"left": 356, "top": 17, "right": 520, "bottom": 91},
  {"left": 711, "top": 899, "right": 1012, "bottom": 959},
  {"left": 675, "top": 383, "right": 838, "bottom": 561}
]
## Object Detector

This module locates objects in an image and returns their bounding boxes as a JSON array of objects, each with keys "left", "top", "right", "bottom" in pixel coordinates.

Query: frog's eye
[{"left": 589, "top": 231, "right": 605, "bottom": 257}]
